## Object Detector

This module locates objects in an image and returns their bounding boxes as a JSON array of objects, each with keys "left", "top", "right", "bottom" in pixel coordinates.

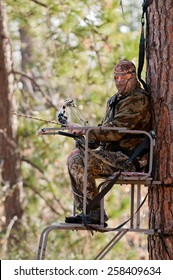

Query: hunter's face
[{"left": 114, "top": 73, "right": 132, "bottom": 82}]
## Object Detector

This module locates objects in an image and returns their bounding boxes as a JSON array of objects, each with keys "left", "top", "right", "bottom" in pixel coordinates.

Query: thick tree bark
[
  {"left": 0, "top": 0, "right": 23, "bottom": 227},
  {"left": 146, "top": 0, "right": 173, "bottom": 259}
]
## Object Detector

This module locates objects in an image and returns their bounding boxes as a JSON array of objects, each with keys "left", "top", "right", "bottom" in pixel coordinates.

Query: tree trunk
[
  {"left": 146, "top": 0, "right": 173, "bottom": 259},
  {"left": 19, "top": 25, "right": 35, "bottom": 98},
  {"left": 0, "top": 0, "right": 23, "bottom": 228}
]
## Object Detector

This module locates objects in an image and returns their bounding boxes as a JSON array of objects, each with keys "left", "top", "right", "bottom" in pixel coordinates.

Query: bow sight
[{"left": 57, "top": 99, "right": 76, "bottom": 125}]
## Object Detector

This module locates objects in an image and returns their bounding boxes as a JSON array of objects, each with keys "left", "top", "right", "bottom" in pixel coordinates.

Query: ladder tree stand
[{"left": 36, "top": 126, "right": 160, "bottom": 260}]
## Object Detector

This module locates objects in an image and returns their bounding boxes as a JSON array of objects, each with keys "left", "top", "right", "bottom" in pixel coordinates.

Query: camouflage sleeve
[{"left": 88, "top": 92, "right": 151, "bottom": 142}]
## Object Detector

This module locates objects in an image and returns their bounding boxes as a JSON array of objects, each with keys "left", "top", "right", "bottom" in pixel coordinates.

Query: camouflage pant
[{"left": 67, "top": 148, "right": 135, "bottom": 211}]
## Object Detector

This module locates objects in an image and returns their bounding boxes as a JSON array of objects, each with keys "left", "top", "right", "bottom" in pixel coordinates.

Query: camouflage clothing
[
  {"left": 68, "top": 149, "right": 135, "bottom": 211},
  {"left": 114, "top": 60, "right": 138, "bottom": 95},
  {"left": 67, "top": 60, "right": 152, "bottom": 214},
  {"left": 88, "top": 87, "right": 151, "bottom": 151},
  {"left": 114, "top": 60, "right": 136, "bottom": 76}
]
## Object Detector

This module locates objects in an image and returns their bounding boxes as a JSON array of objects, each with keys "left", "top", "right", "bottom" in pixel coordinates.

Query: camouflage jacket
[{"left": 88, "top": 86, "right": 152, "bottom": 152}]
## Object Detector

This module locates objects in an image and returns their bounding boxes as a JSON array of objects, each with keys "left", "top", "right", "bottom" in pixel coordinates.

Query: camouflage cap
[{"left": 114, "top": 60, "right": 136, "bottom": 76}]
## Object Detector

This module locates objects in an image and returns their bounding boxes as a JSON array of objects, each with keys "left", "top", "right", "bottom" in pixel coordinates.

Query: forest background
[{"left": 0, "top": 0, "right": 147, "bottom": 260}]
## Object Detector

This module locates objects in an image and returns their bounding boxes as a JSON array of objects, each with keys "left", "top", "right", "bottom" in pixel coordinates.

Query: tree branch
[
  {"left": 21, "top": 157, "right": 45, "bottom": 174},
  {"left": 13, "top": 70, "right": 57, "bottom": 109},
  {"left": 119, "top": 0, "right": 125, "bottom": 19},
  {"left": 24, "top": 181, "right": 69, "bottom": 215},
  {"left": 13, "top": 70, "right": 45, "bottom": 96},
  {"left": 30, "top": 0, "right": 47, "bottom": 8},
  {"left": 21, "top": 158, "right": 69, "bottom": 212},
  {"left": 30, "top": 186, "right": 61, "bottom": 215}
]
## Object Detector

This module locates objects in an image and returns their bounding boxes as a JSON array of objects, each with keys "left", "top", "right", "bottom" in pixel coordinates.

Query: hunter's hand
[{"left": 68, "top": 123, "right": 85, "bottom": 135}]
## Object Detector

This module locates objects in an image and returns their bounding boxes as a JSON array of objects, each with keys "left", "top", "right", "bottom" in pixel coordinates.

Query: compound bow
[{"left": 57, "top": 99, "right": 89, "bottom": 126}]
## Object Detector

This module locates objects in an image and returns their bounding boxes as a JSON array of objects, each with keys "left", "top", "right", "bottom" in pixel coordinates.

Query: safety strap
[
  {"left": 86, "top": 171, "right": 122, "bottom": 213},
  {"left": 89, "top": 192, "right": 148, "bottom": 233},
  {"left": 111, "top": 192, "right": 148, "bottom": 231},
  {"left": 137, "top": 0, "right": 152, "bottom": 92},
  {"left": 127, "top": 136, "right": 150, "bottom": 166},
  {"left": 128, "top": 131, "right": 157, "bottom": 177}
]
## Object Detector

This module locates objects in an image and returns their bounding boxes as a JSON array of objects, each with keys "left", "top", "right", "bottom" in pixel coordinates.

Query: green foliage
[{"left": 0, "top": 0, "right": 148, "bottom": 260}]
